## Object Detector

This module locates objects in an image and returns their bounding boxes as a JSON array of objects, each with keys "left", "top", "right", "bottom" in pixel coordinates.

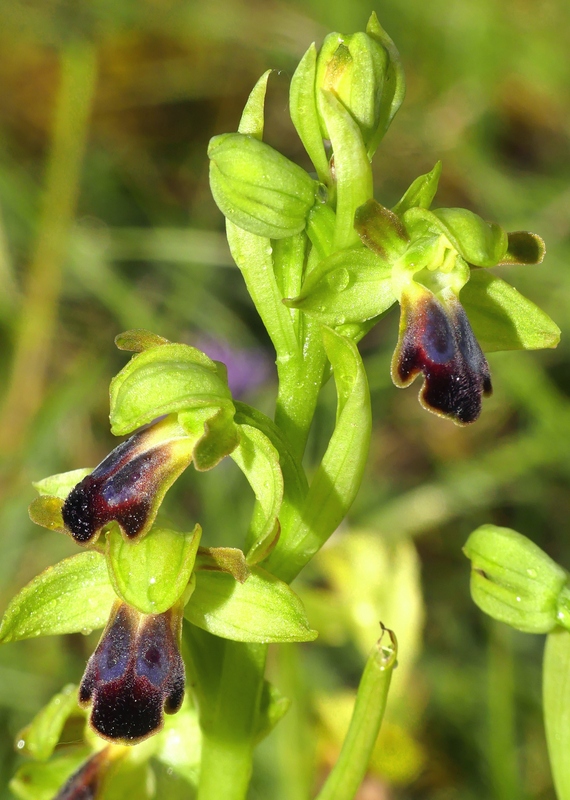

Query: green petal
[
  {"left": 33, "top": 469, "right": 92, "bottom": 500},
  {"left": 0, "top": 552, "right": 115, "bottom": 643},
  {"left": 461, "top": 270, "right": 560, "bottom": 352}
]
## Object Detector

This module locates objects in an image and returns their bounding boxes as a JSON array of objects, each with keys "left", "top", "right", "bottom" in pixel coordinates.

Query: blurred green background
[{"left": 0, "top": 0, "right": 569, "bottom": 798}]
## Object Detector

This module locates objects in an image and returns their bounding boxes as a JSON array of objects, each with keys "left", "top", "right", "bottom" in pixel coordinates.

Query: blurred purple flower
[{"left": 196, "top": 336, "right": 272, "bottom": 397}]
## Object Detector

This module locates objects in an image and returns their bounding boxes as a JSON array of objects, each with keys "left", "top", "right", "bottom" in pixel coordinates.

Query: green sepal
[
  {"left": 16, "top": 684, "right": 80, "bottom": 761},
  {"left": 184, "top": 567, "right": 317, "bottom": 643},
  {"left": 403, "top": 207, "right": 508, "bottom": 267},
  {"left": 195, "top": 546, "right": 250, "bottom": 584},
  {"left": 106, "top": 524, "right": 201, "bottom": 614},
  {"left": 355, "top": 198, "right": 409, "bottom": 259},
  {"left": 460, "top": 269, "right": 560, "bottom": 352},
  {"left": 10, "top": 747, "right": 93, "bottom": 800},
  {"left": 391, "top": 161, "right": 442, "bottom": 217},
  {"left": 208, "top": 133, "right": 317, "bottom": 239},
  {"left": 498, "top": 231, "right": 546, "bottom": 266},
  {"left": 0, "top": 552, "right": 115, "bottom": 643},
  {"left": 109, "top": 343, "right": 232, "bottom": 435},
  {"left": 290, "top": 44, "right": 330, "bottom": 184},
  {"left": 464, "top": 524, "right": 568, "bottom": 633},
  {"left": 115, "top": 329, "right": 170, "bottom": 352},
  {"left": 285, "top": 247, "right": 395, "bottom": 326},
  {"left": 265, "top": 328, "right": 371, "bottom": 582},
  {"left": 230, "top": 423, "right": 284, "bottom": 565},
  {"left": 33, "top": 469, "right": 92, "bottom": 500},
  {"left": 255, "top": 680, "right": 291, "bottom": 743}
]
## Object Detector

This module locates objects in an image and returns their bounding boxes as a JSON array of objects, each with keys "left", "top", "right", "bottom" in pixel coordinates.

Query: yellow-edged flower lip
[
  {"left": 79, "top": 602, "right": 185, "bottom": 745},
  {"left": 392, "top": 283, "right": 492, "bottom": 425}
]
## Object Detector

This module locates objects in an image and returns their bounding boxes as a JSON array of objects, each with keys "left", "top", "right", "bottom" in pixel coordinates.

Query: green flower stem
[
  {"left": 0, "top": 40, "right": 97, "bottom": 458},
  {"left": 315, "top": 627, "right": 397, "bottom": 800},
  {"left": 197, "top": 640, "right": 267, "bottom": 800},
  {"left": 544, "top": 629, "right": 570, "bottom": 800},
  {"left": 487, "top": 622, "right": 521, "bottom": 800}
]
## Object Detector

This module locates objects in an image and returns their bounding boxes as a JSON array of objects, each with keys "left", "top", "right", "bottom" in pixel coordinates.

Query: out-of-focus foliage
[{"left": 0, "top": 0, "right": 568, "bottom": 798}]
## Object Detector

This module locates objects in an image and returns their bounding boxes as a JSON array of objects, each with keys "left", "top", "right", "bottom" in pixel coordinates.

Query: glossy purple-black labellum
[
  {"left": 62, "top": 428, "right": 169, "bottom": 544},
  {"left": 54, "top": 748, "right": 110, "bottom": 800},
  {"left": 393, "top": 288, "right": 492, "bottom": 425},
  {"left": 79, "top": 604, "right": 185, "bottom": 744}
]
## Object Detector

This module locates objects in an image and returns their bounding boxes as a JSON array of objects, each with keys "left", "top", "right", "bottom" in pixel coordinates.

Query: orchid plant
[{"left": 0, "top": 14, "right": 562, "bottom": 800}]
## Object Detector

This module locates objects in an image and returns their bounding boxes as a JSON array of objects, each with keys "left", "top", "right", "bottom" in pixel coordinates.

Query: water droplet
[
  {"left": 149, "top": 577, "right": 156, "bottom": 585},
  {"left": 527, "top": 568, "right": 537, "bottom": 578},
  {"left": 516, "top": 596, "right": 521, "bottom": 603},
  {"left": 16, "top": 739, "right": 25, "bottom": 750},
  {"left": 327, "top": 268, "right": 350, "bottom": 292}
]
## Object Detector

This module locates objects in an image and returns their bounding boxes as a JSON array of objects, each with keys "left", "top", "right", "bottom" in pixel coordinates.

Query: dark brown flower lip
[
  {"left": 61, "top": 417, "right": 193, "bottom": 545},
  {"left": 79, "top": 602, "right": 185, "bottom": 745},
  {"left": 392, "top": 284, "right": 492, "bottom": 425}
]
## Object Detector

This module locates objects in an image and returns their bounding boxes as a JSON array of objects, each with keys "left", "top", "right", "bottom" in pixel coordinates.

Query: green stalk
[
  {"left": 487, "top": 622, "right": 521, "bottom": 800},
  {"left": 0, "top": 41, "right": 97, "bottom": 457},
  {"left": 197, "top": 640, "right": 267, "bottom": 800},
  {"left": 544, "top": 629, "right": 570, "bottom": 800},
  {"left": 315, "top": 627, "right": 397, "bottom": 800}
]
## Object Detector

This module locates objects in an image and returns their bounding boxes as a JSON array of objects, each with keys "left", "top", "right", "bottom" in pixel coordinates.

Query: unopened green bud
[
  {"left": 464, "top": 524, "right": 569, "bottom": 633},
  {"left": 208, "top": 132, "right": 317, "bottom": 239},
  {"left": 315, "top": 13, "right": 404, "bottom": 159}
]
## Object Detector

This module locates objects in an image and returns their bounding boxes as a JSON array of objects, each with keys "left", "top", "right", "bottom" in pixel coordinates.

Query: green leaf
[
  {"left": 16, "top": 685, "right": 80, "bottom": 761},
  {"left": 115, "top": 329, "right": 170, "bottom": 352},
  {"left": 286, "top": 247, "right": 395, "bottom": 326},
  {"left": 306, "top": 203, "right": 337, "bottom": 260},
  {"left": 460, "top": 269, "right": 560, "bottom": 352},
  {"left": 391, "top": 161, "right": 442, "bottom": 216},
  {"left": 355, "top": 198, "right": 409, "bottom": 259},
  {"left": 28, "top": 496, "right": 66, "bottom": 533},
  {"left": 544, "top": 630, "right": 570, "bottom": 800},
  {"left": 230, "top": 424, "right": 284, "bottom": 564},
  {"left": 265, "top": 328, "right": 372, "bottom": 582},
  {"left": 110, "top": 342, "right": 233, "bottom": 435},
  {"left": 184, "top": 567, "right": 317, "bottom": 643},
  {"left": 106, "top": 524, "right": 201, "bottom": 614},
  {"left": 290, "top": 44, "right": 330, "bottom": 184},
  {"left": 195, "top": 546, "right": 250, "bottom": 583},
  {"left": 33, "top": 469, "right": 92, "bottom": 499},
  {"left": 237, "top": 70, "right": 271, "bottom": 140},
  {"left": 255, "top": 680, "right": 291, "bottom": 743},
  {"left": 10, "top": 748, "right": 92, "bottom": 800},
  {"left": 320, "top": 90, "right": 373, "bottom": 250},
  {"left": 0, "top": 552, "right": 115, "bottom": 643}
]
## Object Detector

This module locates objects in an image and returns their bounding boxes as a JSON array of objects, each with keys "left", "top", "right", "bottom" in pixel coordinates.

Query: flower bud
[
  {"left": 464, "top": 525, "right": 569, "bottom": 633},
  {"left": 315, "top": 13, "right": 404, "bottom": 158},
  {"left": 79, "top": 601, "right": 185, "bottom": 743},
  {"left": 62, "top": 415, "right": 194, "bottom": 545},
  {"left": 54, "top": 749, "right": 111, "bottom": 800},
  {"left": 208, "top": 133, "right": 317, "bottom": 239}
]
